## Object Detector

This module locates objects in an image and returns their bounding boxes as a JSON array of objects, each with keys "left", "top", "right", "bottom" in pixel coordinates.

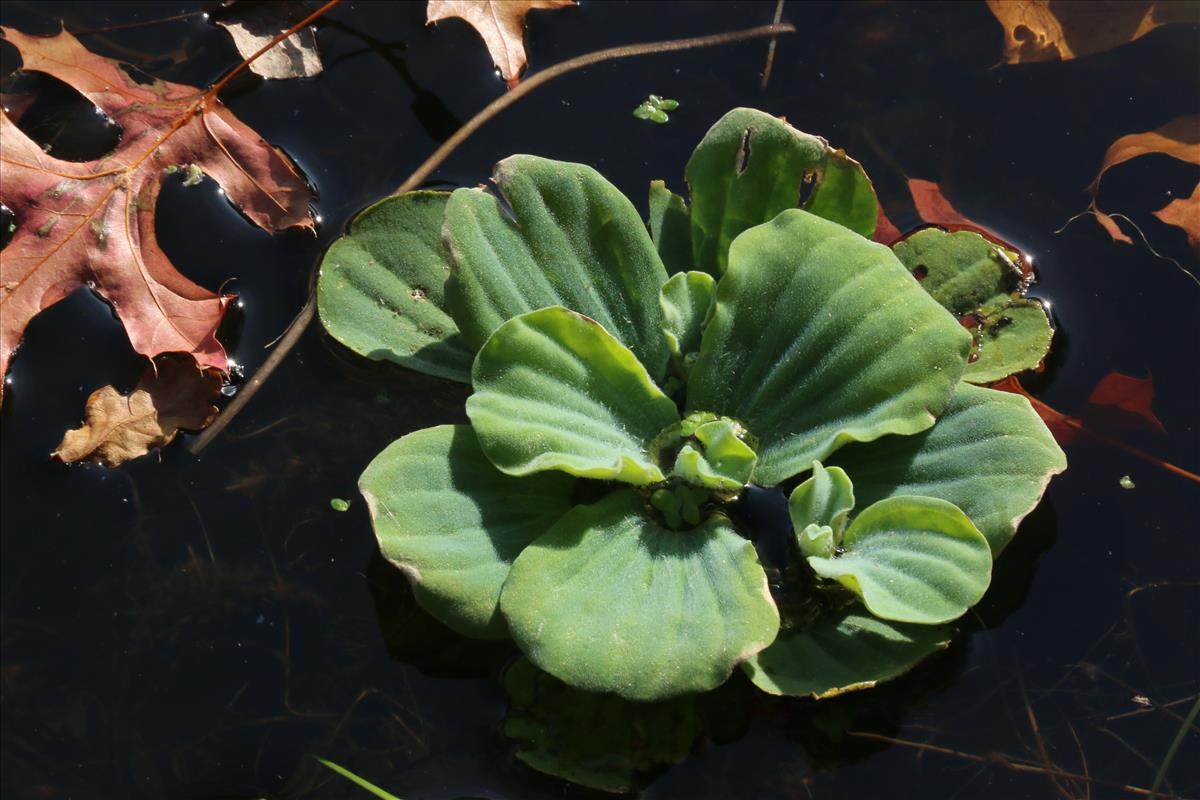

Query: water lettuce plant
[{"left": 318, "top": 108, "right": 1065, "bottom": 704}]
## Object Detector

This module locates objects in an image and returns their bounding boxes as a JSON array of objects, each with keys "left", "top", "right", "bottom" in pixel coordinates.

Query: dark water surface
[{"left": 2, "top": 2, "right": 1198, "bottom": 798}]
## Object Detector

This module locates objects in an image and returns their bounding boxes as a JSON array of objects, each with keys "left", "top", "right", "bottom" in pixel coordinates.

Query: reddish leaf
[
  {"left": 0, "top": 27, "right": 315, "bottom": 405},
  {"left": 993, "top": 373, "right": 1196, "bottom": 483},
  {"left": 426, "top": 0, "right": 576, "bottom": 87},
  {"left": 53, "top": 354, "right": 221, "bottom": 467},
  {"left": 1079, "top": 371, "right": 1166, "bottom": 435},
  {"left": 907, "top": 178, "right": 1008, "bottom": 243},
  {"left": 873, "top": 204, "right": 902, "bottom": 245}
]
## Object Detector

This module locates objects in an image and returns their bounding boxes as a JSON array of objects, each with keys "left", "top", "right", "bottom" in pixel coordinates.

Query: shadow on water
[{"left": 1, "top": 1, "right": 1197, "bottom": 798}]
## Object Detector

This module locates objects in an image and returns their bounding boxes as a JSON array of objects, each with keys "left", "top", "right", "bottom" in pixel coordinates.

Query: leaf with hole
[{"left": 893, "top": 228, "right": 1052, "bottom": 383}]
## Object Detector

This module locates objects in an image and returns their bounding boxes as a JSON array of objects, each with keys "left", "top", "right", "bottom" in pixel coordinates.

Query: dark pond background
[{"left": 2, "top": 1, "right": 1198, "bottom": 798}]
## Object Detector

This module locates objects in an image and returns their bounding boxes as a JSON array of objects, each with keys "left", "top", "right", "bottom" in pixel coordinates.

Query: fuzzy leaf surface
[
  {"left": 829, "top": 382, "right": 1066, "bottom": 554},
  {"left": 359, "top": 424, "right": 575, "bottom": 639},
  {"left": 688, "top": 210, "right": 971, "bottom": 485},
  {"left": 317, "top": 192, "right": 473, "bottom": 383},
  {"left": 445, "top": 155, "right": 669, "bottom": 379},
  {"left": 685, "top": 108, "right": 877, "bottom": 275},
  {"left": 806, "top": 496, "right": 992, "bottom": 624},
  {"left": 742, "top": 608, "right": 950, "bottom": 698},
  {"left": 467, "top": 307, "right": 679, "bottom": 484},
  {"left": 500, "top": 489, "right": 779, "bottom": 700}
]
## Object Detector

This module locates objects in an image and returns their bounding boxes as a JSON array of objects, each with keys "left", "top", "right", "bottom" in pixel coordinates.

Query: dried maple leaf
[
  {"left": 986, "top": 0, "right": 1199, "bottom": 64},
  {"left": 0, "top": 27, "right": 315, "bottom": 405},
  {"left": 53, "top": 355, "right": 221, "bottom": 466},
  {"left": 426, "top": 0, "right": 576, "bottom": 87}
]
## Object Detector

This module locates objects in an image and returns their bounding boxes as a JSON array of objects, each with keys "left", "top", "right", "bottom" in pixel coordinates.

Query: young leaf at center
[{"left": 805, "top": 496, "right": 992, "bottom": 625}]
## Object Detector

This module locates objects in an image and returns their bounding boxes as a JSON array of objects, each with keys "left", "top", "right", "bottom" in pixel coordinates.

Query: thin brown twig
[
  {"left": 759, "top": 0, "right": 785, "bottom": 90},
  {"left": 190, "top": 22, "right": 795, "bottom": 454}
]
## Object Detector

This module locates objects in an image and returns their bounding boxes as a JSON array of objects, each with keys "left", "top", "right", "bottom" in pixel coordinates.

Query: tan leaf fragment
[
  {"left": 216, "top": 1, "right": 323, "bottom": 80},
  {"left": 54, "top": 356, "right": 222, "bottom": 467},
  {"left": 426, "top": 0, "right": 576, "bottom": 86},
  {"left": 986, "top": 0, "right": 1200, "bottom": 64},
  {"left": 1154, "top": 183, "right": 1200, "bottom": 257}
]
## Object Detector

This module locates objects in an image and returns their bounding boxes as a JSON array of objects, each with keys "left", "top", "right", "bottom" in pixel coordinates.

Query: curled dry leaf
[
  {"left": 0, "top": 27, "right": 315, "bottom": 405},
  {"left": 426, "top": 0, "right": 576, "bottom": 87},
  {"left": 215, "top": 1, "right": 323, "bottom": 80},
  {"left": 986, "top": 0, "right": 1200, "bottom": 64},
  {"left": 54, "top": 355, "right": 222, "bottom": 467},
  {"left": 1083, "top": 115, "right": 1200, "bottom": 249}
]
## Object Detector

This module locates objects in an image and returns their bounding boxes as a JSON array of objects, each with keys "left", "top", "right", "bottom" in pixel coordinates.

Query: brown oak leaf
[
  {"left": 986, "top": 0, "right": 1200, "bottom": 64},
  {"left": 426, "top": 0, "right": 575, "bottom": 87},
  {"left": 0, "top": 27, "right": 315, "bottom": 405},
  {"left": 53, "top": 355, "right": 222, "bottom": 466}
]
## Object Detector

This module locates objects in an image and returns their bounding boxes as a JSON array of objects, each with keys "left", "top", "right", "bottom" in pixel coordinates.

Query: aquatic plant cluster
[{"left": 318, "top": 108, "right": 1065, "bottom": 702}]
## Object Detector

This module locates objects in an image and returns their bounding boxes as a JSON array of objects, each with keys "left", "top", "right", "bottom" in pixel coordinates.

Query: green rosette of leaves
[{"left": 320, "top": 108, "right": 1066, "bottom": 707}]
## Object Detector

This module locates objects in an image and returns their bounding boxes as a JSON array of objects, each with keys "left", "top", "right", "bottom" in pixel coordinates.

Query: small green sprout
[
  {"left": 1119, "top": 475, "right": 1136, "bottom": 490},
  {"left": 181, "top": 163, "right": 204, "bottom": 187},
  {"left": 330, "top": 497, "right": 351, "bottom": 511},
  {"left": 633, "top": 94, "right": 679, "bottom": 124}
]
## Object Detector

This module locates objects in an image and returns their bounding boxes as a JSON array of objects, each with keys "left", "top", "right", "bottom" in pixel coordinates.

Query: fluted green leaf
[
  {"left": 742, "top": 608, "right": 951, "bottom": 698},
  {"left": 688, "top": 210, "right": 972, "bottom": 485},
  {"left": 806, "top": 496, "right": 992, "bottom": 624},
  {"left": 444, "top": 155, "right": 670, "bottom": 379},
  {"left": 503, "top": 658, "right": 700, "bottom": 793},
  {"left": 317, "top": 192, "right": 473, "bottom": 382},
  {"left": 648, "top": 180, "right": 693, "bottom": 274},
  {"left": 500, "top": 489, "right": 779, "bottom": 700},
  {"left": 893, "top": 228, "right": 1052, "bottom": 383},
  {"left": 467, "top": 308, "right": 680, "bottom": 485},
  {"left": 828, "top": 382, "right": 1066, "bottom": 554},
  {"left": 359, "top": 425, "right": 575, "bottom": 639},
  {"left": 659, "top": 271, "right": 715, "bottom": 366},
  {"left": 685, "top": 108, "right": 879, "bottom": 275}
]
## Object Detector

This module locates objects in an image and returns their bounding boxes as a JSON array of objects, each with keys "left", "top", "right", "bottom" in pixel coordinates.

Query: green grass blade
[
  {"left": 1150, "top": 695, "right": 1200, "bottom": 797},
  {"left": 317, "top": 758, "right": 403, "bottom": 800}
]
